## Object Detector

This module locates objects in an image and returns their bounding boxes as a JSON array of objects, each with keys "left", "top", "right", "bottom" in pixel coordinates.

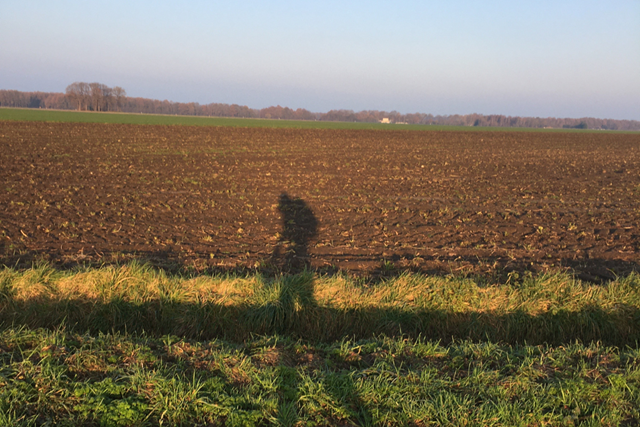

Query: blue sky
[{"left": 1, "top": 1, "right": 639, "bottom": 119}]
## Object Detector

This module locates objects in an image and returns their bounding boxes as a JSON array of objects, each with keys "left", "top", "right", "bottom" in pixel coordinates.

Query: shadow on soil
[
  {"left": 1, "top": 194, "right": 639, "bottom": 347},
  {"left": 269, "top": 192, "right": 318, "bottom": 274}
]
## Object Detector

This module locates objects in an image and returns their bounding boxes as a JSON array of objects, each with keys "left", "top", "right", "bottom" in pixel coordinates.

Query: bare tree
[
  {"left": 89, "top": 83, "right": 106, "bottom": 111},
  {"left": 102, "top": 86, "right": 114, "bottom": 111},
  {"left": 65, "top": 83, "right": 81, "bottom": 110},
  {"left": 113, "top": 86, "right": 126, "bottom": 112},
  {"left": 65, "top": 82, "right": 90, "bottom": 111}
]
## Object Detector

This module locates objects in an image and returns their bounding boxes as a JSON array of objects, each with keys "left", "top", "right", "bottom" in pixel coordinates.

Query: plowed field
[{"left": 1, "top": 121, "right": 639, "bottom": 280}]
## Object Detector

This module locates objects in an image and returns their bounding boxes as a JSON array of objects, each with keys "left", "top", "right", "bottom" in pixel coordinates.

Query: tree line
[
  {"left": 65, "top": 82, "right": 127, "bottom": 112},
  {"left": 1, "top": 84, "right": 639, "bottom": 131}
]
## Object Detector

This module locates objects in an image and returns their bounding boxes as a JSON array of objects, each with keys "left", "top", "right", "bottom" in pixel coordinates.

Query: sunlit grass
[{"left": 1, "top": 263, "right": 638, "bottom": 345}]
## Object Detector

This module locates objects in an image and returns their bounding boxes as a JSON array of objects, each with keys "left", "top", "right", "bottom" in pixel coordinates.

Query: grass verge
[
  {"left": 1, "top": 263, "right": 639, "bottom": 346},
  {"left": 1, "top": 264, "right": 639, "bottom": 425}
]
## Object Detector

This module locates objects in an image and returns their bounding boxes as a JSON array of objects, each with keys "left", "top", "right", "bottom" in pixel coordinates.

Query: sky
[{"left": 1, "top": 1, "right": 639, "bottom": 120}]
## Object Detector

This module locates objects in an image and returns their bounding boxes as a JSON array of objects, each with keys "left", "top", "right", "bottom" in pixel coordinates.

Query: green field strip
[{"left": 2, "top": 107, "right": 630, "bottom": 133}]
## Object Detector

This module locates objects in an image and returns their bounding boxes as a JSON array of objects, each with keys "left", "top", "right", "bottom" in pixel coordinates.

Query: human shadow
[
  {"left": 269, "top": 192, "right": 318, "bottom": 274},
  {"left": 262, "top": 194, "right": 368, "bottom": 424}
]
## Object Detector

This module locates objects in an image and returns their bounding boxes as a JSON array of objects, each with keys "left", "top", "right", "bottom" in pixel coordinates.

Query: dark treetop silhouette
[{"left": 270, "top": 193, "right": 318, "bottom": 273}]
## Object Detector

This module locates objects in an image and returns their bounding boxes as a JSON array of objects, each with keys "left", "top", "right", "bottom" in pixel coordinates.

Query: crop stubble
[{"left": 1, "top": 121, "right": 639, "bottom": 279}]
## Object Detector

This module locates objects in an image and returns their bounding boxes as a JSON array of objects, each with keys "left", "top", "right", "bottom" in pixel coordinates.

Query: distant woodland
[{"left": 1, "top": 82, "right": 639, "bottom": 130}]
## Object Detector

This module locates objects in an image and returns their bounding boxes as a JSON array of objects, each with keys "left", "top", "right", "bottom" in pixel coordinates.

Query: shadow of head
[{"left": 278, "top": 193, "right": 317, "bottom": 241}]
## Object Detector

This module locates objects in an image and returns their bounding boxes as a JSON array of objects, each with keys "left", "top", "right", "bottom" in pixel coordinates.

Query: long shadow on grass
[
  {"left": 1, "top": 284, "right": 639, "bottom": 347},
  {"left": 270, "top": 349, "right": 372, "bottom": 425},
  {"left": 263, "top": 194, "right": 368, "bottom": 423}
]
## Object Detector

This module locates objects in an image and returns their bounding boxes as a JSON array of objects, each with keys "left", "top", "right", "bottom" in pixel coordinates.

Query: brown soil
[{"left": 1, "top": 121, "right": 639, "bottom": 280}]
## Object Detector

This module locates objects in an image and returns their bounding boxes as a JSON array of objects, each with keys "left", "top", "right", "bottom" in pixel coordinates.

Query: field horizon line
[{"left": 2, "top": 107, "right": 637, "bottom": 133}]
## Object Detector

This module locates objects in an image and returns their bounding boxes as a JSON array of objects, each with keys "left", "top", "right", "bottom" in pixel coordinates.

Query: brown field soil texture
[{"left": 1, "top": 121, "right": 639, "bottom": 280}]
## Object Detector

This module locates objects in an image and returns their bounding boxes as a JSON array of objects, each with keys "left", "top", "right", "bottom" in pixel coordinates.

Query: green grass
[
  {"left": 1, "top": 264, "right": 639, "bottom": 425},
  {"left": 1, "top": 107, "right": 630, "bottom": 132},
  {"left": 1, "top": 328, "right": 638, "bottom": 426},
  {"left": 0, "top": 107, "right": 449, "bottom": 130}
]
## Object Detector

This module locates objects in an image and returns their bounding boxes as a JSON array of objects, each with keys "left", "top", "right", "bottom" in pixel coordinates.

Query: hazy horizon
[{"left": 1, "top": 1, "right": 639, "bottom": 121}]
